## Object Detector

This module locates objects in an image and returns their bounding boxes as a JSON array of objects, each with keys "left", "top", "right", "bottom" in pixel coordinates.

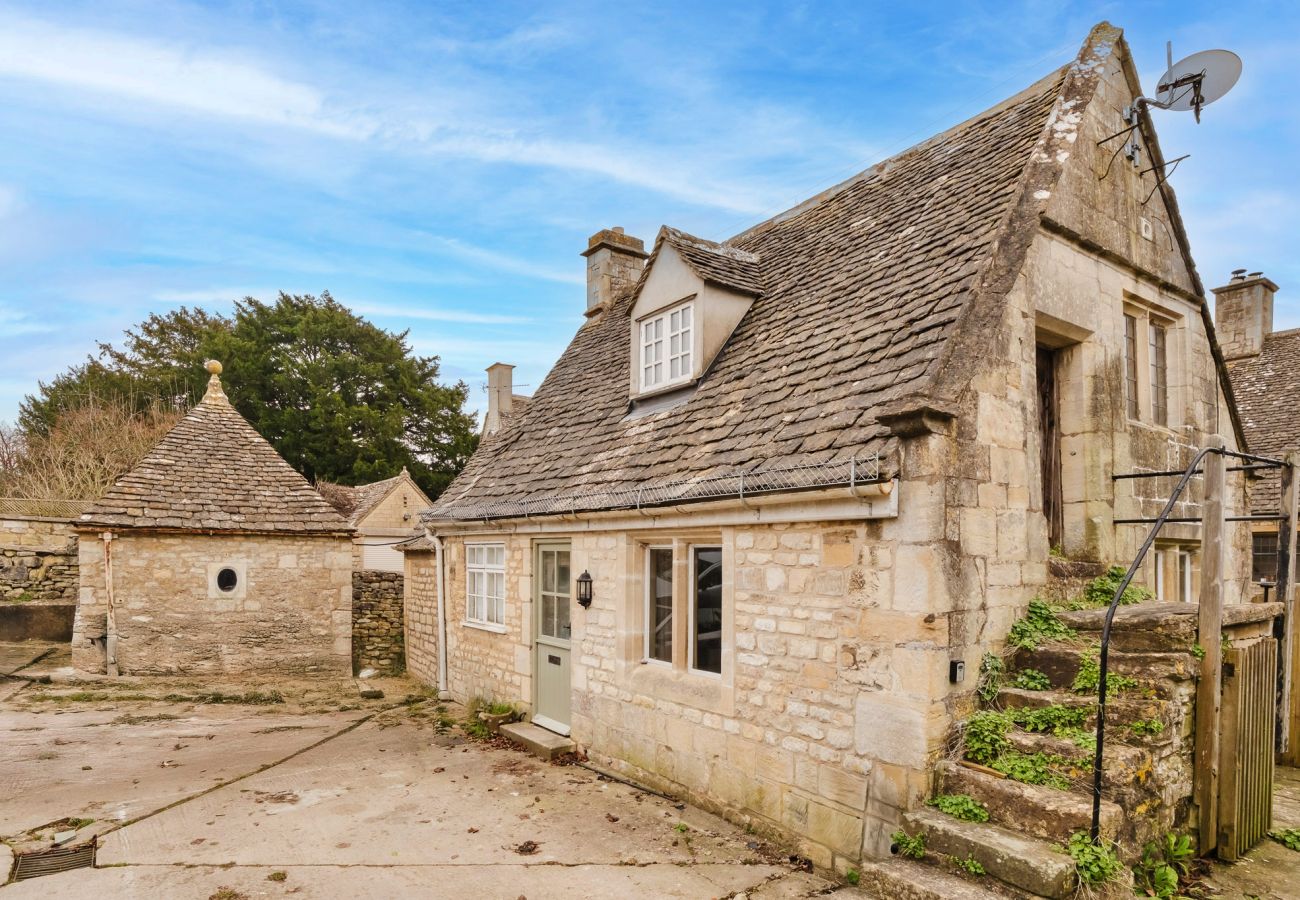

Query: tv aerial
[
  {"left": 1134, "top": 42, "right": 1242, "bottom": 123},
  {"left": 1100, "top": 42, "right": 1242, "bottom": 196}
]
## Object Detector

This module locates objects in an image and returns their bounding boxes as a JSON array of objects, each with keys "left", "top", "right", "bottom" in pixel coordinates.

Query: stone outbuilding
[{"left": 71, "top": 362, "right": 354, "bottom": 676}]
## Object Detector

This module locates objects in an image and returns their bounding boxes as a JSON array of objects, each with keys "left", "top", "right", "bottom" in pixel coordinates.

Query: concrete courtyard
[{"left": 0, "top": 643, "right": 857, "bottom": 899}]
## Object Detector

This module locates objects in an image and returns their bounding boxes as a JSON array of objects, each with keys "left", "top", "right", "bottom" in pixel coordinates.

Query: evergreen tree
[{"left": 20, "top": 292, "right": 478, "bottom": 498}]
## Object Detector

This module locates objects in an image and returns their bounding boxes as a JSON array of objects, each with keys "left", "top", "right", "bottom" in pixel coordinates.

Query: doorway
[
  {"left": 532, "top": 542, "right": 572, "bottom": 735},
  {"left": 1037, "top": 346, "right": 1064, "bottom": 551}
]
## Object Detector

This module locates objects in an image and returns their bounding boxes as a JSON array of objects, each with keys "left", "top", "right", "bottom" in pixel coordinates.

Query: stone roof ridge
[{"left": 662, "top": 226, "right": 758, "bottom": 263}]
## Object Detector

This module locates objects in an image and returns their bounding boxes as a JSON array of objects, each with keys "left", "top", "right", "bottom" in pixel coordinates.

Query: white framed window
[
  {"left": 640, "top": 302, "right": 693, "bottom": 390},
  {"left": 645, "top": 546, "right": 674, "bottom": 665},
  {"left": 689, "top": 545, "right": 723, "bottom": 675},
  {"left": 465, "top": 542, "right": 506, "bottom": 628}
]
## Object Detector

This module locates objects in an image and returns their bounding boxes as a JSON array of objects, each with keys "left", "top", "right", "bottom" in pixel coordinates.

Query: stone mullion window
[
  {"left": 1124, "top": 313, "right": 1140, "bottom": 419},
  {"left": 1149, "top": 321, "right": 1169, "bottom": 426}
]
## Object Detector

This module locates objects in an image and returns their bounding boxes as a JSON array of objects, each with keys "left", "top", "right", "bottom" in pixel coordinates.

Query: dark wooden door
[{"left": 1037, "top": 347, "right": 1063, "bottom": 550}]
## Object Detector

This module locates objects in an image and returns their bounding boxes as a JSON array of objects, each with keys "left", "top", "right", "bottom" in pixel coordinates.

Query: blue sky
[{"left": 1, "top": 1, "right": 1296, "bottom": 425}]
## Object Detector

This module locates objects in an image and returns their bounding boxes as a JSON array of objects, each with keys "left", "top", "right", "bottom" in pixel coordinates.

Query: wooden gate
[{"left": 1216, "top": 636, "right": 1277, "bottom": 860}]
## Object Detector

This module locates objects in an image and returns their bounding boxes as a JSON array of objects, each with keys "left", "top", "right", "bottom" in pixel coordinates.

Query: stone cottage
[
  {"left": 318, "top": 469, "right": 431, "bottom": 674},
  {"left": 404, "top": 23, "right": 1259, "bottom": 881},
  {"left": 72, "top": 361, "right": 354, "bottom": 676}
]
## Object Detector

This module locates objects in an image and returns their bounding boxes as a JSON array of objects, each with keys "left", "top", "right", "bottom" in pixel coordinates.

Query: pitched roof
[
  {"left": 1227, "top": 328, "right": 1300, "bottom": 510},
  {"left": 316, "top": 470, "right": 428, "bottom": 528},
  {"left": 428, "top": 29, "right": 1111, "bottom": 523},
  {"left": 658, "top": 227, "right": 764, "bottom": 296},
  {"left": 80, "top": 372, "right": 351, "bottom": 534}
]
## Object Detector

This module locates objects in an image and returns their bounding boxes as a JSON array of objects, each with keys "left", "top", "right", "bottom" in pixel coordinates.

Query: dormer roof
[{"left": 654, "top": 227, "right": 764, "bottom": 297}]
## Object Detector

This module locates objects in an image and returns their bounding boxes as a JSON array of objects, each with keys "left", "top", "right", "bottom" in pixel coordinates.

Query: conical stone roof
[{"left": 80, "top": 364, "right": 351, "bottom": 534}]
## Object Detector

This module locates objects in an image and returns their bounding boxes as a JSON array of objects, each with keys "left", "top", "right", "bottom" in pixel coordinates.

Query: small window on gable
[{"left": 640, "top": 302, "right": 693, "bottom": 391}]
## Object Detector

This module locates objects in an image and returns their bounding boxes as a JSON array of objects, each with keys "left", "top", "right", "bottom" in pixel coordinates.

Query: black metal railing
[{"left": 1091, "top": 445, "right": 1286, "bottom": 841}]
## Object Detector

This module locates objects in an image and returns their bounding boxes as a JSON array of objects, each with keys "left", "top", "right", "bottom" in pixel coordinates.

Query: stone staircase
[{"left": 866, "top": 580, "right": 1199, "bottom": 898}]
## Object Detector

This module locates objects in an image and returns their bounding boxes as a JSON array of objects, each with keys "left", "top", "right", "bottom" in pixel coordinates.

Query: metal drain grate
[{"left": 13, "top": 841, "right": 96, "bottom": 881}]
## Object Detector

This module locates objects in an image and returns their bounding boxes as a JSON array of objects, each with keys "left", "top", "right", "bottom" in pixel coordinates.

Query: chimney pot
[
  {"left": 582, "top": 227, "right": 647, "bottom": 313},
  {"left": 1213, "top": 271, "right": 1279, "bottom": 361}
]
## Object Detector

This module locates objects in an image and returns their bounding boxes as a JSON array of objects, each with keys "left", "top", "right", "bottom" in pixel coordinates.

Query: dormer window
[{"left": 640, "top": 302, "right": 693, "bottom": 391}]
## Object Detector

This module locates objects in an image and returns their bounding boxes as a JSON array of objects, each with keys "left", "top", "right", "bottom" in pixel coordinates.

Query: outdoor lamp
[{"left": 577, "top": 570, "right": 593, "bottom": 608}]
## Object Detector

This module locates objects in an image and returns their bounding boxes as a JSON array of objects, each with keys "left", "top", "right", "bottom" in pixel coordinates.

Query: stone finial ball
[{"left": 205, "top": 359, "right": 223, "bottom": 375}]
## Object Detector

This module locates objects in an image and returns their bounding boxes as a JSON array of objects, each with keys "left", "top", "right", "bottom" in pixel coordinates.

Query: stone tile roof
[
  {"left": 659, "top": 227, "right": 764, "bottom": 296},
  {"left": 1228, "top": 328, "right": 1300, "bottom": 511},
  {"left": 395, "top": 534, "right": 435, "bottom": 552},
  {"left": 316, "top": 470, "right": 425, "bottom": 528},
  {"left": 80, "top": 373, "right": 351, "bottom": 534},
  {"left": 429, "top": 60, "right": 1075, "bottom": 521}
]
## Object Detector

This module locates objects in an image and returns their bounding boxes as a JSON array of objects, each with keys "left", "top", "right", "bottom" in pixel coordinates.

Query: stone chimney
[
  {"left": 1213, "top": 269, "right": 1279, "bottom": 361},
  {"left": 581, "top": 227, "right": 647, "bottom": 313},
  {"left": 484, "top": 362, "right": 515, "bottom": 435}
]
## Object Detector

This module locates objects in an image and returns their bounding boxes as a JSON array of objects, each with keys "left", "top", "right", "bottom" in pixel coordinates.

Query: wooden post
[
  {"left": 1195, "top": 436, "right": 1225, "bottom": 855},
  {"left": 1281, "top": 453, "right": 1300, "bottom": 764}
]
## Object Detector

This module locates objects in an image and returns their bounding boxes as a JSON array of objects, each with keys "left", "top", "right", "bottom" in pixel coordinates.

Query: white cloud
[
  {"left": 0, "top": 184, "right": 20, "bottom": 218},
  {"left": 0, "top": 304, "right": 55, "bottom": 336},
  {"left": 0, "top": 13, "right": 367, "bottom": 139},
  {"left": 0, "top": 12, "right": 771, "bottom": 213},
  {"left": 351, "top": 301, "right": 532, "bottom": 325}
]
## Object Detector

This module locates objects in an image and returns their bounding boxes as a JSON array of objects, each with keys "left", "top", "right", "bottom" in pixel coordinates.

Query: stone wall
[
  {"left": 352, "top": 569, "right": 404, "bottom": 674},
  {"left": 403, "top": 549, "right": 439, "bottom": 687},
  {"left": 72, "top": 531, "right": 352, "bottom": 676},
  {"left": 441, "top": 535, "right": 532, "bottom": 705},
  {"left": 1, "top": 516, "right": 79, "bottom": 603}
]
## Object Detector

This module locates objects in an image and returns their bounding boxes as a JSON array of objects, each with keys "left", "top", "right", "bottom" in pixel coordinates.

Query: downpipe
[
  {"left": 101, "top": 531, "right": 118, "bottom": 677},
  {"left": 425, "top": 527, "right": 450, "bottom": 700}
]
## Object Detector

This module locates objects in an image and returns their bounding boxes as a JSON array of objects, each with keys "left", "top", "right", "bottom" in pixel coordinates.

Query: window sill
[
  {"left": 462, "top": 620, "right": 508, "bottom": 635},
  {"left": 1125, "top": 418, "right": 1185, "bottom": 440},
  {"left": 625, "top": 658, "right": 733, "bottom": 716}
]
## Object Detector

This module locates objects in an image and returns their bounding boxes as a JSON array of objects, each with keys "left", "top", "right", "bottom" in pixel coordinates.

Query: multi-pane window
[
  {"left": 1149, "top": 322, "right": 1168, "bottom": 426},
  {"left": 645, "top": 547, "right": 673, "bottom": 664},
  {"left": 1124, "top": 314, "right": 1140, "bottom": 419},
  {"left": 692, "top": 547, "right": 723, "bottom": 675},
  {"left": 640, "top": 303, "right": 693, "bottom": 390},
  {"left": 466, "top": 543, "right": 506, "bottom": 626},
  {"left": 1253, "top": 532, "right": 1279, "bottom": 584}
]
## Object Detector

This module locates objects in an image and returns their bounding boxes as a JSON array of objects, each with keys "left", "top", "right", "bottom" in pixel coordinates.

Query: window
[
  {"left": 466, "top": 543, "right": 506, "bottom": 627},
  {"left": 691, "top": 546, "right": 723, "bottom": 674},
  {"left": 1149, "top": 322, "right": 1168, "bottom": 426},
  {"left": 1252, "top": 532, "right": 1279, "bottom": 584},
  {"left": 645, "top": 547, "right": 673, "bottom": 664},
  {"left": 1178, "top": 551, "right": 1193, "bottom": 603},
  {"left": 1153, "top": 549, "right": 1167, "bottom": 601},
  {"left": 640, "top": 303, "right": 692, "bottom": 390},
  {"left": 1124, "top": 314, "right": 1140, "bottom": 420},
  {"left": 216, "top": 567, "right": 238, "bottom": 592}
]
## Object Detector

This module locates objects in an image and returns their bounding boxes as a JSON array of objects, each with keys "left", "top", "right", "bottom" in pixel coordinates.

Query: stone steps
[
  {"left": 995, "top": 687, "right": 1171, "bottom": 731},
  {"left": 499, "top": 721, "right": 574, "bottom": 760},
  {"left": 937, "top": 760, "right": 1122, "bottom": 844},
  {"left": 901, "top": 808, "right": 1076, "bottom": 898},
  {"left": 1012, "top": 642, "right": 1195, "bottom": 696},
  {"left": 855, "top": 857, "right": 1013, "bottom": 900}
]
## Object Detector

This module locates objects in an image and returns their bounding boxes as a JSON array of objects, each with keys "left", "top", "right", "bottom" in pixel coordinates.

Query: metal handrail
[{"left": 1089, "top": 445, "right": 1285, "bottom": 841}]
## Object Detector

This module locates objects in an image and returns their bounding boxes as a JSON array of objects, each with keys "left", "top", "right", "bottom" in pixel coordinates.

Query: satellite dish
[{"left": 1147, "top": 48, "right": 1242, "bottom": 122}]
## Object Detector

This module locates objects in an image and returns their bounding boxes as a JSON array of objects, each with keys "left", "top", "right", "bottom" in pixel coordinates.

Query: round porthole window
[{"left": 216, "top": 567, "right": 239, "bottom": 593}]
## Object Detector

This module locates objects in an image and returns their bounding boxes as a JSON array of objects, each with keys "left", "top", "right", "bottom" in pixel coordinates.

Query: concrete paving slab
[
  {"left": 0, "top": 861, "right": 802, "bottom": 899},
  {"left": 500, "top": 721, "right": 574, "bottom": 760},
  {"left": 0, "top": 702, "right": 367, "bottom": 838},
  {"left": 97, "top": 717, "right": 760, "bottom": 868},
  {"left": 0, "top": 680, "right": 851, "bottom": 898}
]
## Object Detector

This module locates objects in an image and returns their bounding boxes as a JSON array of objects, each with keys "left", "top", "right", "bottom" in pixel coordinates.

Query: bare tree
[
  {"left": 0, "top": 422, "right": 23, "bottom": 493},
  {"left": 3, "top": 395, "right": 182, "bottom": 503}
]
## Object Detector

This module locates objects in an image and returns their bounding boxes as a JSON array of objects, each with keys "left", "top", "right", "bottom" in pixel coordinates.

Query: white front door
[{"left": 533, "top": 543, "right": 571, "bottom": 735}]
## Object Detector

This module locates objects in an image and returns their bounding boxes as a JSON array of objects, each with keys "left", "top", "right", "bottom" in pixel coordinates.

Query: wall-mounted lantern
[{"left": 577, "top": 570, "right": 593, "bottom": 608}]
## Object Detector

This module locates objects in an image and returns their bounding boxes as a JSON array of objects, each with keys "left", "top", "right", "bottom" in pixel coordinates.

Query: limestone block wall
[
  {"left": 0, "top": 516, "right": 79, "bottom": 603},
  {"left": 441, "top": 535, "right": 532, "bottom": 706},
  {"left": 403, "top": 549, "right": 439, "bottom": 687},
  {"left": 352, "top": 570, "right": 405, "bottom": 675},
  {"left": 72, "top": 531, "right": 352, "bottom": 676}
]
